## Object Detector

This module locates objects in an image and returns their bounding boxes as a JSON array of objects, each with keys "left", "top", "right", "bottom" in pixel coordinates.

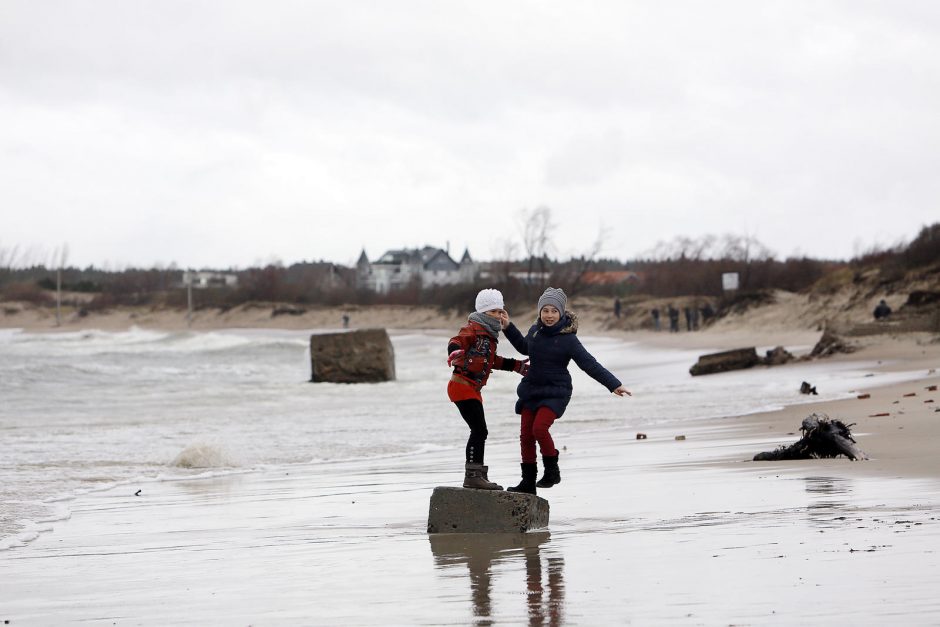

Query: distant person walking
[
  {"left": 873, "top": 299, "right": 892, "bottom": 320},
  {"left": 667, "top": 305, "right": 680, "bottom": 333},
  {"left": 700, "top": 302, "right": 715, "bottom": 324},
  {"left": 684, "top": 306, "right": 693, "bottom": 331},
  {"left": 613, "top": 298, "right": 622, "bottom": 319},
  {"left": 651, "top": 308, "right": 661, "bottom": 331},
  {"left": 447, "top": 289, "right": 528, "bottom": 490},
  {"left": 503, "top": 287, "right": 631, "bottom": 495}
]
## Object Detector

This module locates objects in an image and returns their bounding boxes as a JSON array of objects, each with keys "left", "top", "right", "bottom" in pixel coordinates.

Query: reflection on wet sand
[
  {"left": 430, "top": 531, "right": 565, "bottom": 626},
  {"left": 804, "top": 476, "right": 852, "bottom": 528},
  {"left": 804, "top": 476, "right": 852, "bottom": 496}
]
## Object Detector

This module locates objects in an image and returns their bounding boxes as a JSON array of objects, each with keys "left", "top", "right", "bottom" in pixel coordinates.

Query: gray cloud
[{"left": 1, "top": 1, "right": 938, "bottom": 268}]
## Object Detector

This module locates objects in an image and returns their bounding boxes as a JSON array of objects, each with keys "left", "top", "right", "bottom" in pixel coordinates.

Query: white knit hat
[{"left": 475, "top": 288, "right": 505, "bottom": 313}]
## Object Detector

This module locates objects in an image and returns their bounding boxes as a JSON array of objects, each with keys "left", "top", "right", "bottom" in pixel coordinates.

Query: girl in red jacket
[{"left": 448, "top": 288, "right": 528, "bottom": 489}]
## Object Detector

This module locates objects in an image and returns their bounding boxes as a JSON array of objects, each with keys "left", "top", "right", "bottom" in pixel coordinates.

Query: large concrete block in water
[
  {"left": 309, "top": 328, "right": 395, "bottom": 383},
  {"left": 427, "top": 486, "right": 550, "bottom": 534}
]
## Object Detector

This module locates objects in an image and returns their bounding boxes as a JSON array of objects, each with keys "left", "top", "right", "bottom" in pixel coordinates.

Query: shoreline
[{"left": 3, "top": 328, "right": 939, "bottom": 623}]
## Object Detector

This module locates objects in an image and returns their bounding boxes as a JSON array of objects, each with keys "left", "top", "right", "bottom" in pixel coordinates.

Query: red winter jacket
[{"left": 447, "top": 320, "right": 520, "bottom": 401}]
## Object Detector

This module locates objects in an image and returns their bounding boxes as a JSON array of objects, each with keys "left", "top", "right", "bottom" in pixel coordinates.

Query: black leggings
[{"left": 454, "top": 399, "right": 488, "bottom": 464}]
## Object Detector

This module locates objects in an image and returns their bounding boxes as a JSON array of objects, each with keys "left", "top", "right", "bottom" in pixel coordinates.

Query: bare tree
[
  {"left": 518, "top": 206, "right": 556, "bottom": 283},
  {"left": 489, "top": 237, "right": 519, "bottom": 284},
  {"left": 719, "top": 234, "right": 774, "bottom": 263},
  {"left": 0, "top": 245, "right": 23, "bottom": 287},
  {"left": 644, "top": 233, "right": 773, "bottom": 263},
  {"left": 551, "top": 227, "right": 607, "bottom": 297},
  {"left": 719, "top": 234, "right": 774, "bottom": 290}
]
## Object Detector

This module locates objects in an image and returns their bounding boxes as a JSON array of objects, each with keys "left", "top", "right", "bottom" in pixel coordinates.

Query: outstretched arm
[
  {"left": 569, "top": 337, "right": 626, "bottom": 394},
  {"left": 494, "top": 355, "right": 529, "bottom": 375},
  {"left": 502, "top": 322, "right": 530, "bottom": 355}
]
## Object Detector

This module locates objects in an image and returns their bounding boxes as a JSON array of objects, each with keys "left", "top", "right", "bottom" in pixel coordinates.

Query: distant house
[
  {"left": 478, "top": 265, "right": 551, "bottom": 285},
  {"left": 182, "top": 271, "right": 238, "bottom": 289},
  {"left": 356, "top": 246, "right": 477, "bottom": 293},
  {"left": 285, "top": 262, "right": 354, "bottom": 291}
]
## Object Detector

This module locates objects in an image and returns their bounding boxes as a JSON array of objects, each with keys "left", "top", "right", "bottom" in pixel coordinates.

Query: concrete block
[
  {"left": 309, "top": 328, "right": 395, "bottom": 383},
  {"left": 427, "top": 486, "right": 549, "bottom": 534}
]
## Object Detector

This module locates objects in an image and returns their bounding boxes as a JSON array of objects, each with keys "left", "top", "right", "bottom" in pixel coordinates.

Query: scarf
[{"left": 468, "top": 312, "right": 502, "bottom": 338}]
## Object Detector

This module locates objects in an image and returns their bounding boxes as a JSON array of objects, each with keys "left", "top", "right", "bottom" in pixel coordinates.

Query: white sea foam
[{"left": 170, "top": 443, "right": 239, "bottom": 468}]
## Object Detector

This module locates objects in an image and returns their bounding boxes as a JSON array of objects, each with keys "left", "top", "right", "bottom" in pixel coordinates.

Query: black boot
[
  {"left": 507, "top": 462, "right": 538, "bottom": 495},
  {"left": 536, "top": 453, "right": 560, "bottom": 488}
]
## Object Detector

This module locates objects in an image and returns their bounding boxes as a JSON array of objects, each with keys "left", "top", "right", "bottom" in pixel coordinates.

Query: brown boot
[{"left": 463, "top": 463, "right": 503, "bottom": 490}]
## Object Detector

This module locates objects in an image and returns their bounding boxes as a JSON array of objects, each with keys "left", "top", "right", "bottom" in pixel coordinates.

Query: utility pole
[
  {"left": 55, "top": 266, "right": 61, "bottom": 327},
  {"left": 55, "top": 243, "right": 68, "bottom": 327},
  {"left": 185, "top": 271, "right": 193, "bottom": 327}
]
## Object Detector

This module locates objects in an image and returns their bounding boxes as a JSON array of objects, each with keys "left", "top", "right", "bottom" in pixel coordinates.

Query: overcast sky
[{"left": 2, "top": 1, "right": 938, "bottom": 269}]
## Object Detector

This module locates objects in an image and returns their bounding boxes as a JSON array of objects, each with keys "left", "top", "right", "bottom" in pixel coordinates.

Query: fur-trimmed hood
[{"left": 536, "top": 311, "right": 579, "bottom": 336}]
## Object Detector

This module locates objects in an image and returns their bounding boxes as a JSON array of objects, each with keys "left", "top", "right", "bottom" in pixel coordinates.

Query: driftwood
[
  {"left": 799, "top": 381, "right": 818, "bottom": 395},
  {"left": 689, "top": 348, "right": 760, "bottom": 376},
  {"left": 753, "top": 413, "right": 869, "bottom": 461},
  {"left": 689, "top": 345, "right": 794, "bottom": 376},
  {"left": 810, "top": 329, "right": 856, "bottom": 357}
]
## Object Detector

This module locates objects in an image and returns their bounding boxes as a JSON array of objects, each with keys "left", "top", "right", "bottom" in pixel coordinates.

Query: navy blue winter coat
[{"left": 504, "top": 312, "right": 622, "bottom": 418}]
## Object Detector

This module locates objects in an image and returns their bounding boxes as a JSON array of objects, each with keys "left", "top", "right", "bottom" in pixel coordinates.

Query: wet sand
[{"left": 3, "top": 354, "right": 939, "bottom": 625}]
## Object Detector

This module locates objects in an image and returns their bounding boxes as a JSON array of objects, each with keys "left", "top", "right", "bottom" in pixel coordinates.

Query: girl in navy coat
[{"left": 503, "top": 287, "right": 630, "bottom": 494}]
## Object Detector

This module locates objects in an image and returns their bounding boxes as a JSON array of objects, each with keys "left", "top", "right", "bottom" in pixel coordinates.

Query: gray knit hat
[{"left": 537, "top": 287, "right": 567, "bottom": 314}]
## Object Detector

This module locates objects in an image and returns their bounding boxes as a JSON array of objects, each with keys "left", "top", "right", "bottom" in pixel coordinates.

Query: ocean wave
[
  {"left": 0, "top": 501, "right": 71, "bottom": 552},
  {"left": 170, "top": 442, "right": 240, "bottom": 468},
  {"left": 3, "top": 327, "right": 308, "bottom": 358}
]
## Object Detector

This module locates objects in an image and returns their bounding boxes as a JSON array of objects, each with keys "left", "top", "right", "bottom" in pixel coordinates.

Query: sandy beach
[{"left": 1, "top": 311, "right": 939, "bottom": 625}]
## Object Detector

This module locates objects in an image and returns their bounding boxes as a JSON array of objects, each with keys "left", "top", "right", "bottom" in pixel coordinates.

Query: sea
[{"left": 0, "top": 325, "right": 927, "bottom": 551}]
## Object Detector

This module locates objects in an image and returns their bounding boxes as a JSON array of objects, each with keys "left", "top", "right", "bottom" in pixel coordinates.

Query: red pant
[{"left": 519, "top": 406, "right": 558, "bottom": 463}]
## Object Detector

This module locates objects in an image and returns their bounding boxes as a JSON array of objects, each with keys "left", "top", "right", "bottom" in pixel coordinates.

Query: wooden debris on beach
[
  {"left": 753, "top": 413, "right": 869, "bottom": 462},
  {"left": 427, "top": 486, "right": 549, "bottom": 534},
  {"left": 800, "top": 381, "right": 818, "bottom": 395},
  {"left": 689, "top": 346, "right": 795, "bottom": 377},
  {"left": 309, "top": 328, "right": 395, "bottom": 383},
  {"left": 689, "top": 347, "right": 760, "bottom": 376},
  {"left": 689, "top": 329, "right": 861, "bottom": 377},
  {"left": 809, "top": 328, "right": 856, "bottom": 358},
  {"left": 764, "top": 346, "right": 794, "bottom": 366}
]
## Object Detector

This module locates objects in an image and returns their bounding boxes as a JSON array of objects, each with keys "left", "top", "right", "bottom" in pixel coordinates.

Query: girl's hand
[
  {"left": 613, "top": 386, "right": 632, "bottom": 397},
  {"left": 447, "top": 349, "right": 465, "bottom": 367}
]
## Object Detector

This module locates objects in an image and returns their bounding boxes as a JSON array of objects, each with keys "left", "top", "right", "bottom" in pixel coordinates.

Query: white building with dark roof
[{"left": 356, "top": 246, "right": 477, "bottom": 293}]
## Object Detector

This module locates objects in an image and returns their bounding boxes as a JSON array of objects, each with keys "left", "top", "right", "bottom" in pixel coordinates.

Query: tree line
[{"left": 2, "top": 221, "right": 937, "bottom": 312}]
